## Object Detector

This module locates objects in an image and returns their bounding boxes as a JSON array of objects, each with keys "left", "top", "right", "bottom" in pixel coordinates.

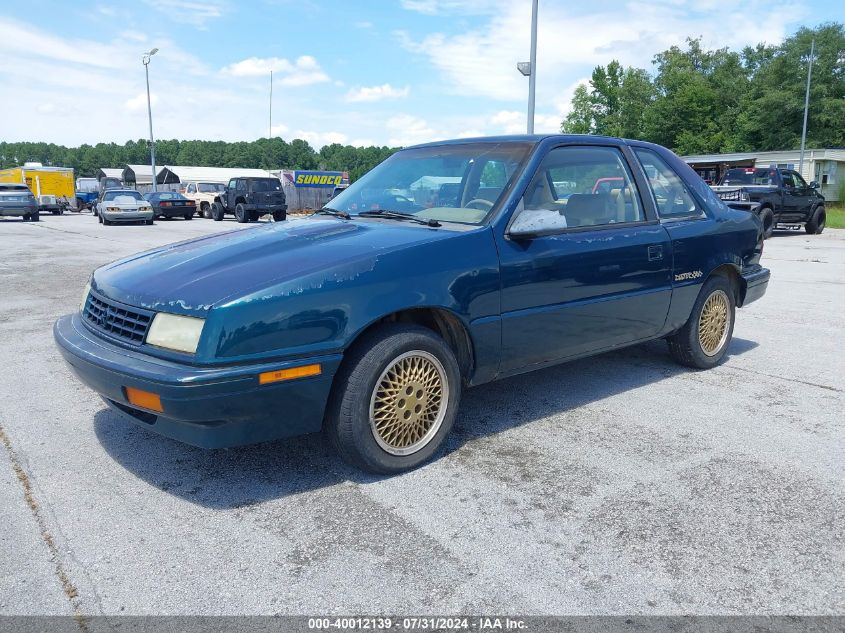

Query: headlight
[
  {"left": 140, "top": 205, "right": 151, "bottom": 211},
  {"left": 80, "top": 282, "right": 91, "bottom": 311},
  {"left": 146, "top": 313, "right": 205, "bottom": 354},
  {"left": 107, "top": 206, "right": 119, "bottom": 211}
]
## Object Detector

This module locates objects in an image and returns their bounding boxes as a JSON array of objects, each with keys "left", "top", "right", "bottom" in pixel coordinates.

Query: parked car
[
  {"left": 182, "top": 182, "right": 226, "bottom": 218},
  {"left": 710, "top": 166, "right": 826, "bottom": 238},
  {"left": 0, "top": 183, "right": 39, "bottom": 221},
  {"left": 210, "top": 177, "right": 286, "bottom": 223},
  {"left": 94, "top": 189, "right": 154, "bottom": 225},
  {"left": 55, "top": 135, "right": 769, "bottom": 474},
  {"left": 144, "top": 191, "right": 197, "bottom": 220}
]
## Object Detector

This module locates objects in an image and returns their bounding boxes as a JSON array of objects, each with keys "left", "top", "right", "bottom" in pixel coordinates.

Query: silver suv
[{"left": 0, "top": 183, "right": 39, "bottom": 221}]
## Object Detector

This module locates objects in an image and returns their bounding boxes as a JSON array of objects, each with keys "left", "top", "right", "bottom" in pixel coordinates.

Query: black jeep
[{"left": 211, "top": 177, "right": 287, "bottom": 223}]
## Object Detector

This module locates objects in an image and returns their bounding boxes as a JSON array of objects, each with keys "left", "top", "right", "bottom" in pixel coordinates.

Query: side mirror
[
  {"left": 508, "top": 207, "right": 568, "bottom": 239},
  {"left": 809, "top": 181, "right": 819, "bottom": 189}
]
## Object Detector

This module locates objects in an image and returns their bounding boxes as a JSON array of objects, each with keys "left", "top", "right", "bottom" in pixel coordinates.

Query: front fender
[{"left": 200, "top": 227, "right": 502, "bottom": 368}]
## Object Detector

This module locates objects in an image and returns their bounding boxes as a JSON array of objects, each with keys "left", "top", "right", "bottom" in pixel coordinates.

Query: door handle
[{"left": 648, "top": 245, "right": 663, "bottom": 261}]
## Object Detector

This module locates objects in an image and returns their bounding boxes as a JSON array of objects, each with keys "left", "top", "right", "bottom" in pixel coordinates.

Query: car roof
[
  {"left": 0, "top": 183, "right": 30, "bottom": 189},
  {"left": 405, "top": 133, "right": 629, "bottom": 149}
]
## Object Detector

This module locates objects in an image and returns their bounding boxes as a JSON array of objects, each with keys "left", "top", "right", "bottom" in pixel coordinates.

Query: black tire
[
  {"left": 201, "top": 203, "right": 211, "bottom": 219},
  {"left": 805, "top": 206, "right": 826, "bottom": 234},
  {"left": 667, "top": 275, "right": 736, "bottom": 369},
  {"left": 30, "top": 210, "right": 39, "bottom": 222},
  {"left": 184, "top": 212, "right": 193, "bottom": 220},
  {"left": 272, "top": 210, "right": 286, "bottom": 222},
  {"left": 211, "top": 202, "right": 224, "bottom": 221},
  {"left": 23, "top": 213, "right": 31, "bottom": 222},
  {"left": 235, "top": 203, "right": 249, "bottom": 223},
  {"left": 97, "top": 211, "right": 102, "bottom": 224},
  {"left": 324, "top": 324, "right": 461, "bottom": 474},
  {"left": 249, "top": 210, "right": 261, "bottom": 222},
  {"left": 146, "top": 219, "right": 154, "bottom": 225},
  {"left": 102, "top": 217, "right": 111, "bottom": 226},
  {"left": 759, "top": 207, "right": 774, "bottom": 240}
]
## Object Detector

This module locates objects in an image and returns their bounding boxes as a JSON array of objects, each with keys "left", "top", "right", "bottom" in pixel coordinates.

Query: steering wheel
[{"left": 464, "top": 198, "right": 494, "bottom": 211}]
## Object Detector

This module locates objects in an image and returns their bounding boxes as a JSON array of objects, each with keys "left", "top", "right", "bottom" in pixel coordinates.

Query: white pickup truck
[{"left": 181, "top": 182, "right": 226, "bottom": 218}]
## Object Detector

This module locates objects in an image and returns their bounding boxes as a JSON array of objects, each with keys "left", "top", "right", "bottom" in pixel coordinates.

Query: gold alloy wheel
[
  {"left": 369, "top": 350, "right": 449, "bottom": 456},
  {"left": 698, "top": 289, "right": 731, "bottom": 356}
]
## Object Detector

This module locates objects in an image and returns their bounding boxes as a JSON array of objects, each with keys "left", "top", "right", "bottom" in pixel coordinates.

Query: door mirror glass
[
  {"left": 809, "top": 180, "right": 819, "bottom": 189},
  {"left": 509, "top": 205, "right": 569, "bottom": 237}
]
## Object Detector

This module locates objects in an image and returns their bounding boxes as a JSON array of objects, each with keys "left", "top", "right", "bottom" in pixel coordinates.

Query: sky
[{"left": 0, "top": 0, "right": 842, "bottom": 149}]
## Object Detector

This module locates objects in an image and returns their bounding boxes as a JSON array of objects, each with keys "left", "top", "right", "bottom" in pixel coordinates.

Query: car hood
[{"left": 92, "top": 217, "right": 460, "bottom": 315}]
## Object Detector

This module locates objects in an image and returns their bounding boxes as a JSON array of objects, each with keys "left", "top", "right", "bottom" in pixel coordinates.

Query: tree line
[
  {"left": 562, "top": 23, "right": 845, "bottom": 155},
  {"left": 0, "top": 137, "right": 398, "bottom": 183}
]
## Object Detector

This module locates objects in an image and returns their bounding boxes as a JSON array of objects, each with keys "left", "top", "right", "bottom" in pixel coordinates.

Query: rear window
[
  {"left": 0, "top": 184, "right": 30, "bottom": 191},
  {"left": 155, "top": 192, "right": 185, "bottom": 200},
  {"left": 249, "top": 179, "right": 281, "bottom": 192},
  {"left": 721, "top": 168, "right": 778, "bottom": 186},
  {"left": 104, "top": 191, "right": 143, "bottom": 201}
]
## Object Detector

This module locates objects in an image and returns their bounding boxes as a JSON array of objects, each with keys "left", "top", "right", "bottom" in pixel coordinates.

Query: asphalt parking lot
[{"left": 0, "top": 212, "right": 843, "bottom": 616}]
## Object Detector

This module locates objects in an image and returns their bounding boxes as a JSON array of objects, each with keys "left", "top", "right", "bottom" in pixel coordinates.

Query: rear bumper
[
  {"left": 740, "top": 265, "right": 770, "bottom": 307},
  {"left": 54, "top": 313, "right": 341, "bottom": 448},
  {"left": 0, "top": 205, "right": 36, "bottom": 216},
  {"left": 245, "top": 203, "right": 287, "bottom": 212}
]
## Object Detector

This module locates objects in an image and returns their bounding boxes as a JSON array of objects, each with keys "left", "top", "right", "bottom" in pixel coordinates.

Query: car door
[
  {"left": 226, "top": 179, "right": 238, "bottom": 208},
  {"left": 782, "top": 170, "right": 813, "bottom": 220},
  {"left": 495, "top": 144, "right": 672, "bottom": 375}
]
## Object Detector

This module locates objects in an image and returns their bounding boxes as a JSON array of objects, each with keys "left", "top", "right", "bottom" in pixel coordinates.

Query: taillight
[
  {"left": 161, "top": 201, "right": 172, "bottom": 207},
  {"left": 187, "top": 200, "right": 195, "bottom": 206}
]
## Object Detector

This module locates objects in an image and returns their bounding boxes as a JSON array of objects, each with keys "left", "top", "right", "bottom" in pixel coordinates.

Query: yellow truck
[{"left": 0, "top": 163, "right": 75, "bottom": 214}]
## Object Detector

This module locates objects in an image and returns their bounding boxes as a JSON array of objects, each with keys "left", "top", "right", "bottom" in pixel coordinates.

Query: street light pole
[
  {"left": 142, "top": 48, "right": 159, "bottom": 192},
  {"left": 527, "top": 0, "right": 538, "bottom": 134},
  {"left": 799, "top": 38, "right": 815, "bottom": 177}
]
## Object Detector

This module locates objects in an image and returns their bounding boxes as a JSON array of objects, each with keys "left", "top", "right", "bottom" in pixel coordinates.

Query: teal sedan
[{"left": 54, "top": 135, "right": 770, "bottom": 473}]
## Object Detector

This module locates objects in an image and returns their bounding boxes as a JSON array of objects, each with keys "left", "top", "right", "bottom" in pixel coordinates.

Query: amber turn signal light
[
  {"left": 259, "top": 364, "right": 321, "bottom": 385},
  {"left": 125, "top": 387, "right": 163, "bottom": 413}
]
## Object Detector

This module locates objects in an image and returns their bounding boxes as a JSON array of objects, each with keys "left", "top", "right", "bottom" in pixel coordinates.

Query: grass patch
[{"left": 826, "top": 204, "right": 845, "bottom": 229}]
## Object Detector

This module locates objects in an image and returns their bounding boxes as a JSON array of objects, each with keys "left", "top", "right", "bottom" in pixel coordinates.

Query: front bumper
[
  {"left": 102, "top": 210, "right": 154, "bottom": 222},
  {"left": 54, "top": 313, "right": 341, "bottom": 448},
  {"left": 740, "top": 265, "right": 770, "bottom": 307}
]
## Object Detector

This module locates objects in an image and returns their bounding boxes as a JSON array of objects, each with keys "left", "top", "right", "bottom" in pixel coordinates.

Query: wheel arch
[
  {"left": 707, "top": 263, "right": 743, "bottom": 306},
  {"left": 342, "top": 307, "right": 475, "bottom": 385}
]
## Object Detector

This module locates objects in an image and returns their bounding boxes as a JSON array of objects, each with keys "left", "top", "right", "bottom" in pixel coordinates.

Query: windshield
[
  {"left": 104, "top": 191, "right": 143, "bottom": 201},
  {"left": 327, "top": 142, "right": 533, "bottom": 225},
  {"left": 721, "top": 168, "right": 778, "bottom": 186},
  {"left": 198, "top": 183, "right": 225, "bottom": 193},
  {"left": 77, "top": 178, "right": 98, "bottom": 192}
]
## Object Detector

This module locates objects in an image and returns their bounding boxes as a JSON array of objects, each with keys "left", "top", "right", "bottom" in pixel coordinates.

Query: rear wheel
[
  {"left": 235, "top": 203, "right": 248, "bottom": 223},
  {"left": 201, "top": 203, "right": 210, "bottom": 219},
  {"left": 667, "top": 275, "right": 735, "bottom": 369},
  {"left": 273, "top": 210, "right": 286, "bottom": 222},
  {"left": 759, "top": 207, "right": 774, "bottom": 239},
  {"left": 805, "top": 206, "right": 826, "bottom": 234},
  {"left": 30, "top": 210, "right": 39, "bottom": 222},
  {"left": 211, "top": 202, "right": 224, "bottom": 221},
  {"left": 325, "top": 324, "right": 461, "bottom": 474},
  {"left": 146, "top": 219, "right": 154, "bottom": 225},
  {"left": 184, "top": 212, "right": 193, "bottom": 220}
]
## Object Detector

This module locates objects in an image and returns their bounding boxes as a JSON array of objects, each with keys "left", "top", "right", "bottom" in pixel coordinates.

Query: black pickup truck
[
  {"left": 710, "top": 166, "right": 826, "bottom": 238},
  {"left": 211, "top": 176, "right": 287, "bottom": 223}
]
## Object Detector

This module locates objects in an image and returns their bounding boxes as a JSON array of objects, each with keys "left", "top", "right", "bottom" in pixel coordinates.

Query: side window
[
  {"left": 634, "top": 148, "right": 702, "bottom": 219},
  {"left": 788, "top": 171, "right": 807, "bottom": 189},
  {"left": 187, "top": 183, "right": 195, "bottom": 194},
  {"left": 515, "top": 145, "right": 644, "bottom": 232},
  {"left": 781, "top": 172, "right": 796, "bottom": 189},
  {"left": 227, "top": 179, "right": 236, "bottom": 191}
]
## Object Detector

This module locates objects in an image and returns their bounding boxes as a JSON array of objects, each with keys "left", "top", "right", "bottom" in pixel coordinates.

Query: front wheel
[
  {"left": 667, "top": 275, "right": 736, "bottom": 369},
  {"left": 325, "top": 324, "right": 461, "bottom": 474},
  {"left": 805, "top": 206, "right": 826, "bottom": 234},
  {"left": 201, "top": 203, "right": 211, "bottom": 219},
  {"left": 211, "top": 202, "right": 224, "bottom": 221}
]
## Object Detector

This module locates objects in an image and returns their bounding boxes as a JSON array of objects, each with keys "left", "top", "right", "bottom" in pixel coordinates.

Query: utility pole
[
  {"left": 517, "top": 0, "right": 539, "bottom": 134},
  {"left": 142, "top": 48, "right": 159, "bottom": 192},
  {"left": 799, "top": 38, "right": 815, "bottom": 177},
  {"left": 269, "top": 70, "right": 273, "bottom": 138}
]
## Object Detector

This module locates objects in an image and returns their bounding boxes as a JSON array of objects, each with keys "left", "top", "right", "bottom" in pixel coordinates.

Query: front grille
[
  {"left": 716, "top": 189, "right": 742, "bottom": 201},
  {"left": 83, "top": 291, "right": 153, "bottom": 345}
]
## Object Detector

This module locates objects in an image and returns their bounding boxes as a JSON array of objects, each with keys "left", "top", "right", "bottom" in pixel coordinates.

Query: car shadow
[{"left": 94, "top": 336, "right": 759, "bottom": 509}]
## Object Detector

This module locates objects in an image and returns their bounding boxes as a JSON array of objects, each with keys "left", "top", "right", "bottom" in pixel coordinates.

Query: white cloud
[
  {"left": 144, "top": 0, "right": 228, "bottom": 29},
  {"left": 124, "top": 92, "right": 160, "bottom": 113},
  {"left": 294, "top": 130, "right": 349, "bottom": 149},
  {"left": 221, "top": 55, "right": 330, "bottom": 86},
  {"left": 397, "top": 0, "right": 800, "bottom": 108},
  {"left": 270, "top": 124, "right": 289, "bottom": 136},
  {"left": 344, "top": 83, "right": 410, "bottom": 103},
  {"left": 386, "top": 115, "right": 440, "bottom": 147},
  {"left": 400, "top": 0, "right": 500, "bottom": 15}
]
